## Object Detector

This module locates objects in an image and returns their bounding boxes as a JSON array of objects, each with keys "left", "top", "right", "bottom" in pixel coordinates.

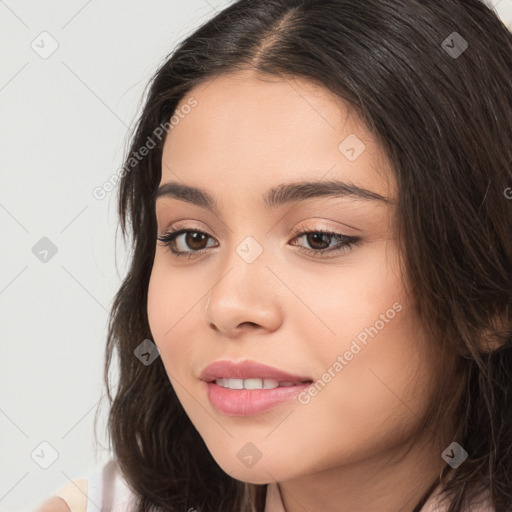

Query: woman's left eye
[
  {"left": 156, "top": 227, "right": 361, "bottom": 259},
  {"left": 290, "top": 230, "right": 361, "bottom": 257}
]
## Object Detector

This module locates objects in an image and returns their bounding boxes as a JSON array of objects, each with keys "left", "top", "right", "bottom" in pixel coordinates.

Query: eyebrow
[{"left": 153, "top": 179, "right": 391, "bottom": 212}]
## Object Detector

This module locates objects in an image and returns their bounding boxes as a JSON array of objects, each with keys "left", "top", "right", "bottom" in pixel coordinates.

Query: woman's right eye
[{"left": 157, "top": 228, "right": 218, "bottom": 258}]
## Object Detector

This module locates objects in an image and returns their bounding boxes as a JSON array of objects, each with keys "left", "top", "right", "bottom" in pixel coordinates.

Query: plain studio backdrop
[{"left": 1, "top": 1, "right": 511, "bottom": 511}]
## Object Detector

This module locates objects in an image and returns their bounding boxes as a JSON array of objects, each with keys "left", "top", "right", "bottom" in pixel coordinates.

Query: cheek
[
  {"left": 291, "top": 240, "right": 434, "bottom": 439},
  {"left": 309, "top": 321, "right": 433, "bottom": 476},
  {"left": 147, "top": 266, "right": 169, "bottom": 343},
  {"left": 146, "top": 262, "right": 197, "bottom": 372},
  {"left": 290, "top": 238, "right": 407, "bottom": 353}
]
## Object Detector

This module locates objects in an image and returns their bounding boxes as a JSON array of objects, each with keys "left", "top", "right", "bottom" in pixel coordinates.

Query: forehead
[{"left": 160, "top": 70, "right": 395, "bottom": 204}]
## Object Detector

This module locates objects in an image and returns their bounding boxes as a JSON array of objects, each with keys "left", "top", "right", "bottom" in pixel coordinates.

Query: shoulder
[
  {"left": 33, "top": 477, "right": 87, "bottom": 512},
  {"left": 33, "top": 495, "right": 71, "bottom": 512},
  {"left": 55, "top": 477, "right": 88, "bottom": 512},
  {"left": 34, "top": 460, "right": 138, "bottom": 512}
]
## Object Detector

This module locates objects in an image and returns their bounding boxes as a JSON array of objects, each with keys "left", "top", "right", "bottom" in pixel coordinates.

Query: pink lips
[{"left": 200, "top": 360, "right": 313, "bottom": 417}]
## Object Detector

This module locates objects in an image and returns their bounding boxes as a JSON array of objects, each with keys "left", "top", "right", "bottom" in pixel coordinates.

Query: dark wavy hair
[{"left": 94, "top": 0, "right": 512, "bottom": 510}]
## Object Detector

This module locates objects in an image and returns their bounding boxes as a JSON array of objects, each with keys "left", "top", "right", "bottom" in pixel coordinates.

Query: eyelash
[{"left": 156, "top": 221, "right": 361, "bottom": 260}]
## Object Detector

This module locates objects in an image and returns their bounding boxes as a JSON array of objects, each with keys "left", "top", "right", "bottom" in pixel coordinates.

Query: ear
[{"left": 477, "top": 308, "right": 511, "bottom": 353}]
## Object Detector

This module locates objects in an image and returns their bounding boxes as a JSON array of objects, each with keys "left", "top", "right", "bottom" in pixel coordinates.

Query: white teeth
[
  {"left": 223, "top": 378, "right": 244, "bottom": 389},
  {"left": 263, "top": 379, "right": 279, "bottom": 389},
  {"left": 244, "top": 378, "right": 264, "bottom": 389},
  {"left": 214, "top": 378, "right": 292, "bottom": 390}
]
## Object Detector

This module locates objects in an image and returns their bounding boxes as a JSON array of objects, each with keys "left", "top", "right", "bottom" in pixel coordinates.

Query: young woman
[{"left": 36, "top": 0, "right": 512, "bottom": 511}]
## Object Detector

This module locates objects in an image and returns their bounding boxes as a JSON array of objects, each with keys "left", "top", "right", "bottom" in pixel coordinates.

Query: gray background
[{"left": 1, "top": 1, "right": 511, "bottom": 510}]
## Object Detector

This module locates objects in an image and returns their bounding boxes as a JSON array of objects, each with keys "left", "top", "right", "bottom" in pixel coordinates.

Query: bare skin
[
  {"left": 147, "top": 69, "right": 451, "bottom": 512},
  {"left": 33, "top": 496, "right": 70, "bottom": 512}
]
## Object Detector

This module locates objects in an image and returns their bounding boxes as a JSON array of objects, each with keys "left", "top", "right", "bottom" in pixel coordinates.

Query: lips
[
  {"left": 199, "top": 359, "right": 312, "bottom": 384},
  {"left": 199, "top": 360, "right": 314, "bottom": 416}
]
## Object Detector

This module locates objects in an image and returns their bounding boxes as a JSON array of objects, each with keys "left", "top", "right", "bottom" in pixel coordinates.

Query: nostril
[{"left": 239, "top": 321, "right": 259, "bottom": 329}]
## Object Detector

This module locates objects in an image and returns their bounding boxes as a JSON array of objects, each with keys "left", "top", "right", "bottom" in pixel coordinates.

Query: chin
[
  {"left": 223, "top": 466, "right": 280, "bottom": 485},
  {"left": 209, "top": 450, "right": 299, "bottom": 484}
]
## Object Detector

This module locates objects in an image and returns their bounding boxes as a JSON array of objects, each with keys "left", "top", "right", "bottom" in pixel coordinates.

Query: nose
[{"left": 204, "top": 248, "right": 283, "bottom": 338}]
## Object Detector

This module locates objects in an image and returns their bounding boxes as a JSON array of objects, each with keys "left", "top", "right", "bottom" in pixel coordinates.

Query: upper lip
[{"left": 200, "top": 360, "right": 312, "bottom": 383}]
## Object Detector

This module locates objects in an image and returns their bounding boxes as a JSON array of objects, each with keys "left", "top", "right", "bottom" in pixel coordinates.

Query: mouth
[
  {"left": 211, "top": 377, "right": 312, "bottom": 390},
  {"left": 199, "top": 360, "right": 314, "bottom": 416}
]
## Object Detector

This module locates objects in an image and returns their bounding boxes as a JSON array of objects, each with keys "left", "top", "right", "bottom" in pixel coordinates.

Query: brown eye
[
  {"left": 290, "top": 229, "right": 361, "bottom": 258},
  {"left": 157, "top": 229, "right": 217, "bottom": 258},
  {"left": 304, "top": 232, "right": 333, "bottom": 250},
  {"left": 183, "top": 231, "right": 209, "bottom": 250}
]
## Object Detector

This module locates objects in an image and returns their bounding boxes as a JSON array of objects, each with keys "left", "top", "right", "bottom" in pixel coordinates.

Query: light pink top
[{"left": 51, "top": 459, "right": 494, "bottom": 512}]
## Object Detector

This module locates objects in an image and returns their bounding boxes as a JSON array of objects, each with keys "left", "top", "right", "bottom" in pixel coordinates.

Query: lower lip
[{"left": 204, "top": 381, "right": 312, "bottom": 416}]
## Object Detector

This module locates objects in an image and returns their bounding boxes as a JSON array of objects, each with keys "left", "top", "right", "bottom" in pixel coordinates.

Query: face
[{"left": 147, "top": 70, "right": 439, "bottom": 484}]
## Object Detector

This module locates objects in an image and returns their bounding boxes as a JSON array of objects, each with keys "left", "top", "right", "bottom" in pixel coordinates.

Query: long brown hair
[{"left": 95, "top": 1, "right": 512, "bottom": 510}]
